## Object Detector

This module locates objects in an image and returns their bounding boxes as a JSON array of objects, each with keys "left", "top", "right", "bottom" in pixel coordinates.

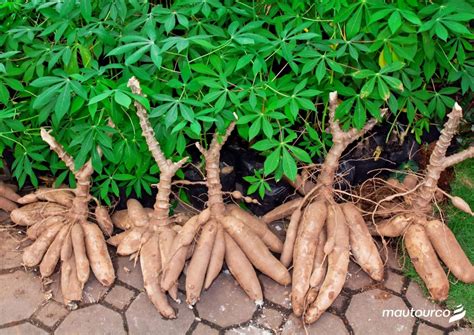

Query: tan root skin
[
  {"left": 0, "top": 181, "right": 20, "bottom": 212},
  {"left": 265, "top": 91, "right": 386, "bottom": 324},
  {"left": 368, "top": 102, "right": 474, "bottom": 300},
  {"left": 11, "top": 129, "right": 115, "bottom": 306}
]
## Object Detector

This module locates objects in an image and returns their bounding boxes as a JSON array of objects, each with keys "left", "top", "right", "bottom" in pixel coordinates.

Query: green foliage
[{"left": 0, "top": 0, "right": 472, "bottom": 202}]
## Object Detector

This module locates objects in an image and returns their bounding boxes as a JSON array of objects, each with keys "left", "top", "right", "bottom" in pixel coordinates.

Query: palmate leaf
[
  {"left": 1, "top": 0, "right": 473, "bottom": 201},
  {"left": 54, "top": 83, "right": 71, "bottom": 121}
]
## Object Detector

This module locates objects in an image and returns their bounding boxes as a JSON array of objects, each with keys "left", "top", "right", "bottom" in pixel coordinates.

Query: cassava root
[
  {"left": 107, "top": 77, "right": 189, "bottom": 318},
  {"left": 161, "top": 120, "right": 289, "bottom": 308},
  {"left": 264, "top": 91, "right": 386, "bottom": 324},
  {"left": 365, "top": 102, "right": 474, "bottom": 301},
  {"left": 0, "top": 181, "right": 20, "bottom": 212},
  {"left": 10, "top": 129, "right": 115, "bottom": 305}
]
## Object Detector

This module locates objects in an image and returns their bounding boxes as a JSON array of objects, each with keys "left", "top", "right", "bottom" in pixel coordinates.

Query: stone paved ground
[{"left": 0, "top": 227, "right": 472, "bottom": 335}]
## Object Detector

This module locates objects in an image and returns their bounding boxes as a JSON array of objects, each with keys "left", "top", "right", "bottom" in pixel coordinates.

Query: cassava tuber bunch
[
  {"left": 262, "top": 92, "right": 386, "bottom": 324},
  {"left": 10, "top": 129, "right": 115, "bottom": 305},
  {"left": 160, "top": 123, "right": 290, "bottom": 307},
  {"left": 107, "top": 77, "right": 190, "bottom": 319},
  {"left": 364, "top": 102, "right": 474, "bottom": 301}
]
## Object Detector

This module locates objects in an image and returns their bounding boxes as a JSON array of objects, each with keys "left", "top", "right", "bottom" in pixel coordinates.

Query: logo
[
  {"left": 449, "top": 305, "right": 466, "bottom": 323},
  {"left": 382, "top": 305, "right": 466, "bottom": 323}
]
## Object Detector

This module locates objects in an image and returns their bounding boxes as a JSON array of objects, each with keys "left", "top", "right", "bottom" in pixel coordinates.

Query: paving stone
[
  {"left": 346, "top": 289, "right": 415, "bottom": 335},
  {"left": 406, "top": 282, "right": 451, "bottom": 328},
  {"left": 226, "top": 324, "right": 272, "bottom": 335},
  {"left": 0, "top": 230, "right": 25, "bottom": 270},
  {"left": 0, "top": 271, "right": 44, "bottom": 324},
  {"left": 256, "top": 307, "right": 284, "bottom": 331},
  {"left": 259, "top": 274, "right": 291, "bottom": 309},
  {"left": 197, "top": 272, "right": 257, "bottom": 327},
  {"left": 104, "top": 285, "right": 135, "bottom": 310},
  {"left": 385, "top": 271, "right": 404, "bottom": 293},
  {"left": 344, "top": 261, "right": 373, "bottom": 290},
  {"left": 115, "top": 257, "right": 144, "bottom": 290},
  {"left": 450, "top": 327, "right": 474, "bottom": 334},
  {"left": 126, "top": 293, "right": 194, "bottom": 335},
  {"left": 282, "top": 313, "right": 348, "bottom": 335},
  {"left": 56, "top": 304, "right": 125, "bottom": 335},
  {"left": 82, "top": 276, "right": 110, "bottom": 304},
  {"left": 34, "top": 300, "right": 69, "bottom": 328},
  {"left": 193, "top": 323, "right": 219, "bottom": 335},
  {"left": 0, "top": 322, "right": 48, "bottom": 335},
  {"left": 417, "top": 323, "right": 444, "bottom": 334}
]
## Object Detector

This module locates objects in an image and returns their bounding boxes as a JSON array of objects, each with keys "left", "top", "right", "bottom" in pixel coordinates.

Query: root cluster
[
  {"left": 105, "top": 77, "right": 191, "bottom": 318},
  {"left": 10, "top": 129, "right": 115, "bottom": 305},
  {"left": 361, "top": 102, "right": 474, "bottom": 301},
  {"left": 263, "top": 92, "right": 386, "bottom": 324},
  {"left": 161, "top": 122, "right": 290, "bottom": 308}
]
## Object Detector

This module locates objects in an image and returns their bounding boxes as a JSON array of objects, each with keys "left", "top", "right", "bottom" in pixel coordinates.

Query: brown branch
[
  {"left": 317, "top": 91, "right": 386, "bottom": 191},
  {"left": 127, "top": 76, "right": 188, "bottom": 175},
  {"left": 197, "top": 123, "right": 235, "bottom": 219},
  {"left": 429, "top": 102, "right": 463, "bottom": 168},
  {"left": 415, "top": 102, "right": 464, "bottom": 211},
  {"left": 40, "top": 128, "right": 92, "bottom": 219},
  {"left": 443, "top": 146, "right": 474, "bottom": 169},
  {"left": 328, "top": 91, "right": 387, "bottom": 147},
  {"left": 41, "top": 128, "right": 76, "bottom": 174},
  {"left": 284, "top": 174, "right": 316, "bottom": 196},
  {"left": 211, "top": 122, "right": 235, "bottom": 151}
]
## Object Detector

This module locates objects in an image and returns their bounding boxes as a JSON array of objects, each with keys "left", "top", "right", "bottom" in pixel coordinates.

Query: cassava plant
[
  {"left": 363, "top": 102, "right": 474, "bottom": 301},
  {"left": 261, "top": 91, "right": 386, "bottom": 324},
  {"left": 10, "top": 129, "right": 115, "bottom": 306},
  {"left": 107, "top": 77, "right": 190, "bottom": 318},
  {"left": 160, "top": 122, "right": 290, "bottom": 307}
]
